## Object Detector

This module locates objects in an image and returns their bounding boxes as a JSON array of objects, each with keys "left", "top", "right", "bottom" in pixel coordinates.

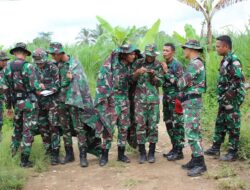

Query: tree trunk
[{"left": 207, "top": 19, "right": 212, "bottom": 52}]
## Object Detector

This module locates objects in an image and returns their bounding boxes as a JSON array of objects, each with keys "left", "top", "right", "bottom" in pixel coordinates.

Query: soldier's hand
[
  {"left": 40, "top": 83, "right": 45, "bottom": 90},
  {"left": 147, "top": 69, "right": 155, "bottom": 77},
  {"left": 161, "top": 62, "right": 168, "bottom": 73},
  {"left": 36, "top": 91, "right": 41, "bottom": 96},
  {"left": 66, "top": 71, "right": 73, "bottom": 80},
  {"left": 6, "top": 109, "right": 13, "bottom": 119},
  {"left": 137, "top": 67, "right": 147, "bottom": 75}
]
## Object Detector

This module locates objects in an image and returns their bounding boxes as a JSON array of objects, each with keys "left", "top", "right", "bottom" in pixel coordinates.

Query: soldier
[
  {"left": 177, "top": 40, "right": 207, "bottom": 177},
  {"left": 95, "top": 44, "right": 139, "bottom": 166},
  {"left": 161, "top": 43, "right": 185, "bottom": 161},
  {"left": 133, "top": 44, "right": 163, "bottom": 164},
  {"left": 32, "top": 48, "right": 61, "bottom": 165},
  {"left": 47, "top": 42, "right": 75, "bottom": 164},
  {"left": 48, "top": 42, "right": 102, "bottom": 167},
  {"left": 0, "top": 51, "right": 10, "bottom": 142},
  {"left": 205, "top": 35, "right": 245, "bottom": 161},
  {"left": 4, "top": 42, "right": 41, "bottom": 167}
]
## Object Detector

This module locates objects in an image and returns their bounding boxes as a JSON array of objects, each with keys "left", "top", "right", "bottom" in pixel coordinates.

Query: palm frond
[{"left": 215, "top": 0, "right": 247, "bottom": 10}]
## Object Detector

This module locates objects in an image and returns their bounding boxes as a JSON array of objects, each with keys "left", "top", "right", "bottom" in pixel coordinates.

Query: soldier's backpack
[{"left": 9, "top": 60, "right": 28, "bottom": 103}]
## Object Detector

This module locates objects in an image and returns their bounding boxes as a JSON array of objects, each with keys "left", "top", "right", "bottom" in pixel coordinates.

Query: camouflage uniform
[
  {"left": 178, "top": 40, "right": 206, "bottom": 177},
  {"left": 178, "top": 58, "right": 205, "bottom": 158},
  {"left": 133, "top": 44, "right": 163, "bottom": 164},
  {"left": 32, "top": 48, "right": 60, "bottom": 154},
  {"left": 95, "top": 44, "right": 139, "bottom": 166},
  {"left": 48, "top": 42, "right": 102, "bottom": 166},
  {"left": 0, "top": 51, "right": 10, "bottom": 141},
  {"left": 162, "top": 58, "right": 184, "bottom": 151},
  {"left": 4, "top": 43, "right": 41, "bottom": 167},
  {"left": 133, "top": 48, "right": 163, "bottom": 145},
  {"left": 213, "top": 52, "right": 245, "bottom": 153}
]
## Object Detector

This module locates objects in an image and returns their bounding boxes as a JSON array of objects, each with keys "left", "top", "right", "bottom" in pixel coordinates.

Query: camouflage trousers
[
  {"left": 163, "top": 99, "right": 184, "bottom": 149},
  {"left": 38, "top": 105, "right": 60, "bottom": 152},
  {"left": 58, "top": 103, "right": 88, "bottom": 148},
  {"left": 12, "top": 107, "right": 38, "bottom": 156},
  {"left": 135, "top": 102, "right": 159, "bottom": 145},
  {"left": 95, "top": 101, "right": 113, "bottom": 150},
  {"left": 113, "top": 103, "right": 130, "bottom": 148},
  {"left": 213, "top": 105, "right": 241, "bottom": 150},
  {"left": 182, "top": 98, "right": 204, "bottom": 157}
]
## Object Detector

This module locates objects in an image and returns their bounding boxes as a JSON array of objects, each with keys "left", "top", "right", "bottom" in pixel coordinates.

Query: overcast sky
[{"left": 0, "top": 0, "right": 249, "bottom": 48}]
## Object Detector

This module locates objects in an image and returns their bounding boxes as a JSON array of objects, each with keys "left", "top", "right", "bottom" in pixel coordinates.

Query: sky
[{"left": 0, "top": 0, "right": 249, "bottom": 48}]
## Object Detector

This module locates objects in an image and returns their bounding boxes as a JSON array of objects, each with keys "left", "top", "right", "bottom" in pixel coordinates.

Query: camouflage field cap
[
  {"left": 0, "top": 51, "right": 10, "bottom": 61},
  {"left": 116, "top": 44, "right": 139, "bottom": 54},
  {"left": 48, "top": 42, "right": 65, "bottom": 54},
  {"left": 32, "top": 48, "right": 48, "bottom": 64},
  {"left": 143, "top": 44, "right": 159, "bottom": 57},
  {"left": 182, "top": 39, "right": 203, "bottom": 52},
  {"left": 10, "top": 42, "right": 31, "bottom": 56}
]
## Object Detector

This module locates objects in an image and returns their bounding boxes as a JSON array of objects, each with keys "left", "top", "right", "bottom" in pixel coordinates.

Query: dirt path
[{"left": 23, "top": 113, "right": 250, "bottom": 190}]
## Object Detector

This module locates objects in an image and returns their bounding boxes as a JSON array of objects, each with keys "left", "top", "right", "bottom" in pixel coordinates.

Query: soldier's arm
[
  {"left": 177, "top": 61, "right": 201, "bottom": 90},
  {"left": 164, "top": 62, "right": 183, "bottom": 85},
  {"left": 46, "top": 64, "right": 60, "bottom": 93},
  {"left": 224, "top": 61, "right": 245, "bottom": 100},
  {"left": 60, "top": 69, "right": 71, "bottom": 88},
  {"left": 24, "top": 63, "right": 41, "bottom": 92},
  {"left": 3, "top": 66, "right": 12, "bottom": 109},
  {"left": 150, "top": 64, "right": 164, "bottom": 87}
]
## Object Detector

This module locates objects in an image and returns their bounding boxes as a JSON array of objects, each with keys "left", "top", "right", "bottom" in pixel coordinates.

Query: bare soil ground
[{"left": 23, "top": 113, "right": 250, "bottom": 190}]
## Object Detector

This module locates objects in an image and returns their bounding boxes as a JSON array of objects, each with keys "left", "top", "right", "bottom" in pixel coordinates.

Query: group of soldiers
[{"left": 0, "top": 35, "right": 245, "bottom": 177}]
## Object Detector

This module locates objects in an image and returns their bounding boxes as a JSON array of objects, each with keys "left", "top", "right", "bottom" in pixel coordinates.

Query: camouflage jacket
[
  {"left": 177, "top": 56, "right": 205, "bottom": 96},
  {"left": 4, "top": 58, "right": 41, "bottom": 110},
  {"left": 95, "top": 52, "right": 116, "bottom": 106},
  {"left": 133, "top": 58, "right": 164, "bottom": 104},
  {"left": 162, "top": 58, "right": 183, "bottom": 100},
  {"left": 57, "top": 56, "right": 71, "bottom": 103},
  {"left": 217, "top": 52, "right": 245, "bottom": 107},
  {"left": 65, "top": 56, "right": 94, "bottom": 110},
  {"left": 35, "top": 62, "right": 60, "bottom": 109}
]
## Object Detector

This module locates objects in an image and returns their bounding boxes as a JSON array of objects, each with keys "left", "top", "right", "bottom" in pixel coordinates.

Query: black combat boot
[
  {"left": 20, "top": 154, "right": 33, "bottom": 168},
  {"left": 138, "top": 144, "right": 147, "bottom": 164},
  {"left": 61, "top": 146, "right": 75, "bottom": 164},
  {"left": 204, "top": 143, "right": 221, "bottom": 156},
  {"left": 220, "top": 149, "right": 238, "bottom": 161},
  {"left": 51, "top": 149, "right": 61, "bottom": 165},
  {"left": 167, "top": 147, "right": 184, "bottom": 161},
  {"left": 163, "top": 145, "right": 174, "bottom": 158},
  {"left": 182, "top": 154, "right": 195, "bottom": 170},
  {"left": 79, "top": 146, "right": 88, "bottom": 167},
  {"left": 187, "top": 156, "right": 207, "bottom": 177},
  {"left": 117, "top": 146, "right": 130, "bottom": 163},
  {"left": 99, "top": 149, "right": 109, "bottom": 166},
  {"left": 45, "top": 147, "right": 52, "bottom": 156},
  {"left": 148, "top": 143, "right": 156, "bottom": 163}
]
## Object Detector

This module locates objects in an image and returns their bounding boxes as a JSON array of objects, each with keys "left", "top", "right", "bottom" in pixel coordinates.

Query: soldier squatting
[{"left": 0, "top": 35, "right": 245, "bottom": 177}]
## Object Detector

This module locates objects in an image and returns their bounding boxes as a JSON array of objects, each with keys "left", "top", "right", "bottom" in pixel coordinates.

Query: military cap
[
  {"left": 32, "top": 48, "right": 48, "bottom": 64},
  {"left": 47, "top": 42, "right": 65, "bottom": 54},
  {"left": 0, "top": 51, "right": 10, "bottom": 61},
  {"left": 182, "top": 39, "right": 203, "bottom": 52},
  {"left": 143, "top": 44, "right": 159, "bottom": 57},
  {"left": 10, "top": 42, "right": 31, "bottom": 56}
]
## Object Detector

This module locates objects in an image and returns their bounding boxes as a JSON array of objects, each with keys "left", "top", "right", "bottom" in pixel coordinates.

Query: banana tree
[{"left": 177, "top": 0, "right": 246, "bottom": 51}]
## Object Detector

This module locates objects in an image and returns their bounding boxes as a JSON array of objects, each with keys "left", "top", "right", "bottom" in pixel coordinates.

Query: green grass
[{"left": 0, "top": 118, "right": 49, "bottom": 190}]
